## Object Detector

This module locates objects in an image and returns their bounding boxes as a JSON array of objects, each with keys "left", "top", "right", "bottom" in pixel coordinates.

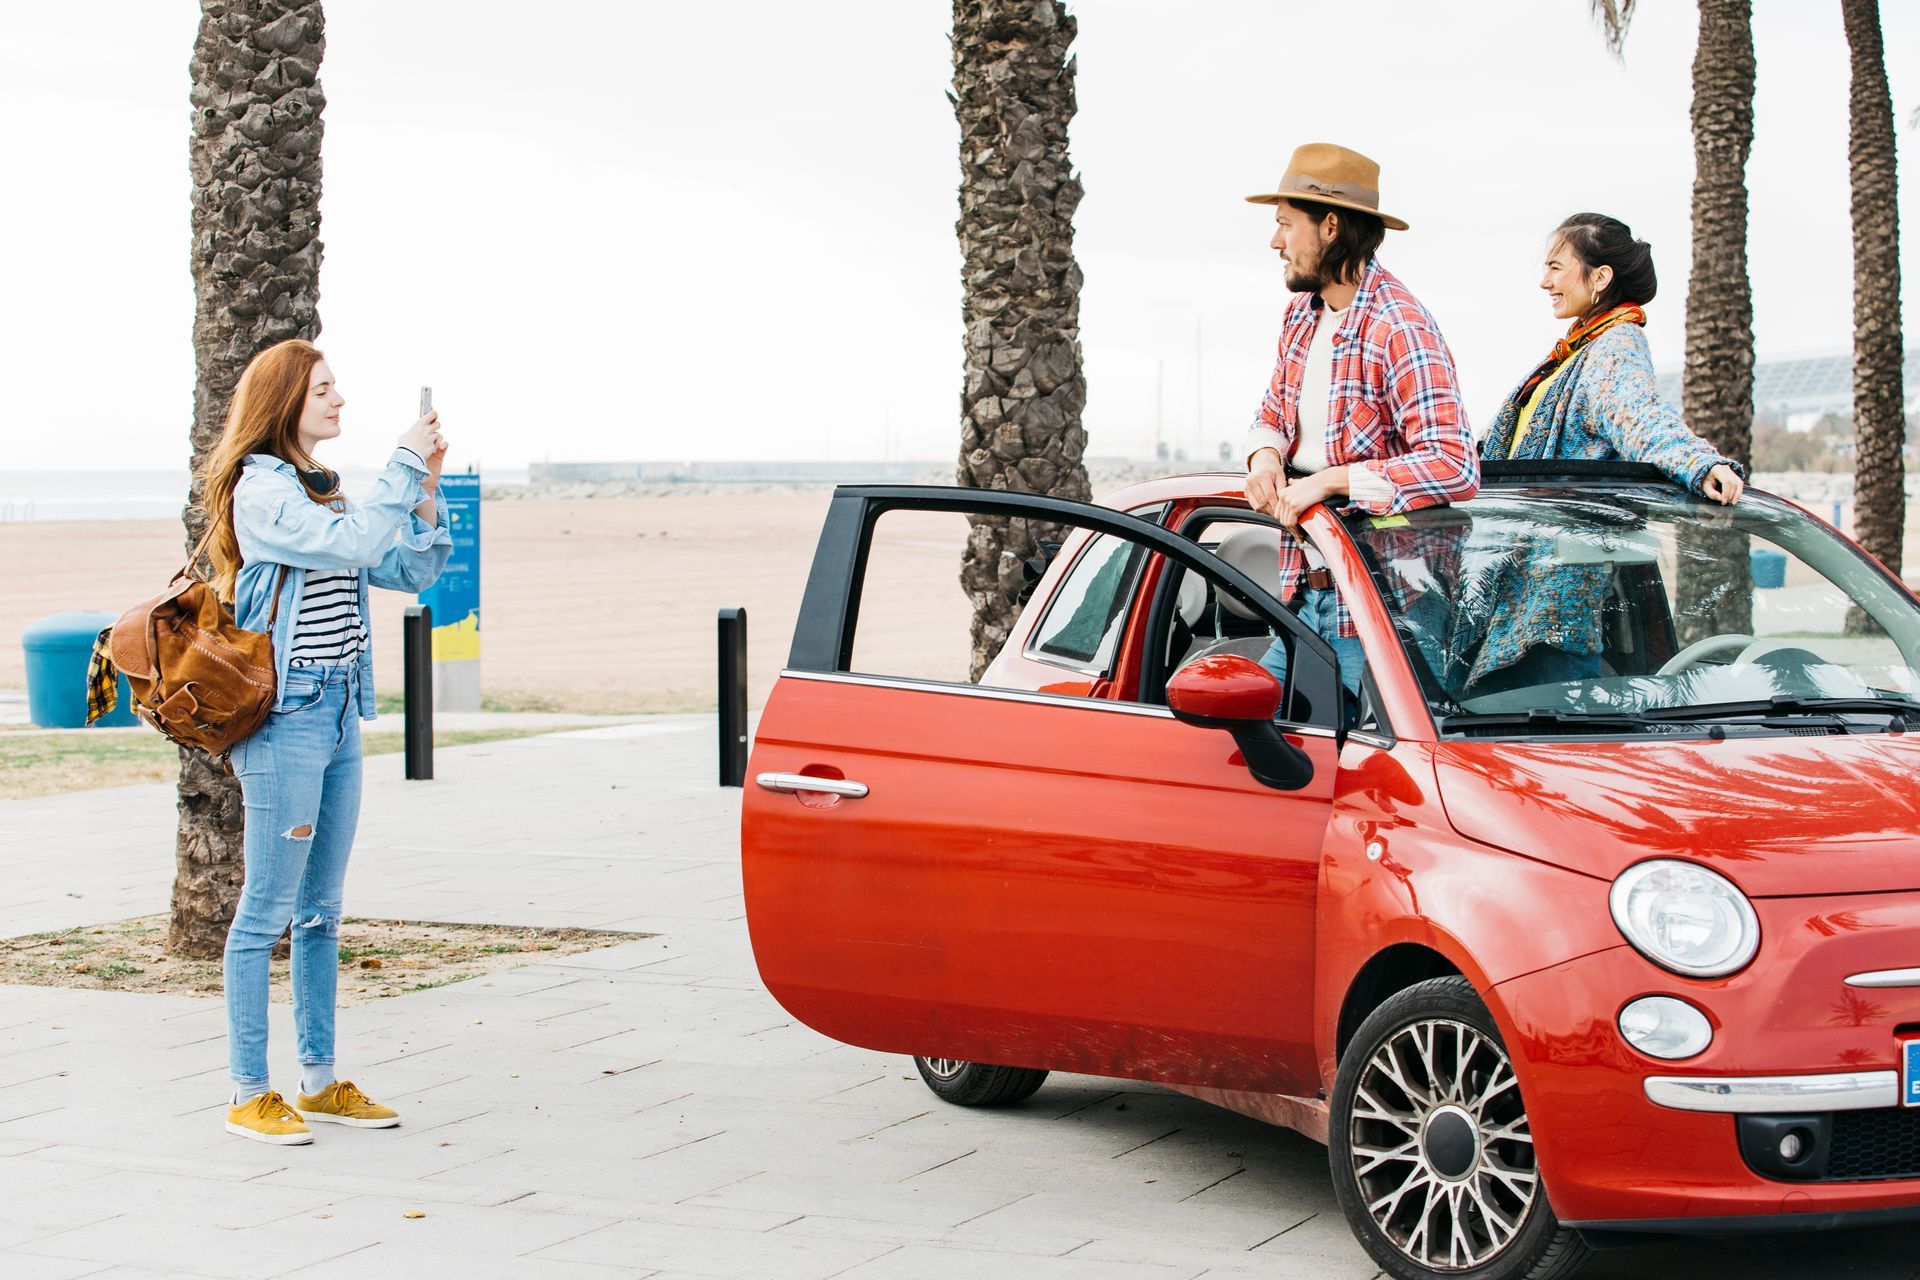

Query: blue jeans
[
  {"left": 1259, "top": 588, "right": 1367, "bottom": 700},
  {"left": 224, "top": 665, "right": 363, "bottom": 1097}
]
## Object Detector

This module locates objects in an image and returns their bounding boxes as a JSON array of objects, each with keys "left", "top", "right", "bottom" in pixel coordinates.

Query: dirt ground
[
  {"left": 0, "top": 916, "right": 646, "bottom": 1005},
  {"left": 0, "top": 490, "right": 971, "bottom": 713}
]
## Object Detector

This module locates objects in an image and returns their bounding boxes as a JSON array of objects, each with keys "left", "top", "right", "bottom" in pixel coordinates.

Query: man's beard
[{"left": 1284, "top": 262, "right": 1324, "bottom": 293}]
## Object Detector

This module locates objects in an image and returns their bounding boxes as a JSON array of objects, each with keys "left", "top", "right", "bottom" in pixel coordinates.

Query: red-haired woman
[{"left": 198, "top": 339, "right": 450, "bottom": 1144}]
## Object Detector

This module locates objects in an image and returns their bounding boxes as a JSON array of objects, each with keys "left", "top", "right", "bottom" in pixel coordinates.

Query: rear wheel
[
  {"left": 913, "top": 1056, "right": 1049, "bottom": 1106},
  {"left": 1330, "top": 977, "right": 1591, "bottom": 1280}
]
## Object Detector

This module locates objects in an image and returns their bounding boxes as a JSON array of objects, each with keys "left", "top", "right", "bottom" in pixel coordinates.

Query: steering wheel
[
  {"left": 1735, "top": 637, "right": 1811, "bottom": 666},
  {"left": 1655, "top": 632, "right": 1754, "bottom": 677}
]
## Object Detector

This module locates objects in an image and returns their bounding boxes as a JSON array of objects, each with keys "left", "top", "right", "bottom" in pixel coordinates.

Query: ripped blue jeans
[{"left": 224, "top": 664, "right": 362, "bottom": 1097}]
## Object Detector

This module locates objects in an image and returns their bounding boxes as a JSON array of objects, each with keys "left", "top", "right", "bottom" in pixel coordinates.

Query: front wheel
[
  {"left": 913, "top": 1056, "right": 1048, "bottom": 1107},
  {"left": 1330, "top": 977, "right": 1591, "bottom": 1280}
]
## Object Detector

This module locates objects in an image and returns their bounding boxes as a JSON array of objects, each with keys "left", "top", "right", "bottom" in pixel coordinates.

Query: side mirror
[
  {"left": 1168, "top": 654, "right": 1283, "bottom": 724},
  {"left": 1167, "top": 655, "right": 1315, "bottom": 791}
]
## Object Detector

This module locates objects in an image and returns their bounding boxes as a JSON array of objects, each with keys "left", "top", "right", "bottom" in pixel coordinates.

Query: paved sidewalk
[{"left": 0, "top": 718, "right": 1915, "bottom": 1278}]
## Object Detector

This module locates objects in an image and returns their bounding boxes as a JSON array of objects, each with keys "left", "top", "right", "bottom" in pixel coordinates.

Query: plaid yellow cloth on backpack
[{"left": 85, "top": 627, "right": 119, "bottom": 724}]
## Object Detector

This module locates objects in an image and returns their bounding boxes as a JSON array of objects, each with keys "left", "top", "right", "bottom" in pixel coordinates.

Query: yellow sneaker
[
  {"left": 225, "top": 1091, "right": 314, "bottom": 1146},
  {"left": 296, "top": 1079, "right": 400, "bottom": 1129}
]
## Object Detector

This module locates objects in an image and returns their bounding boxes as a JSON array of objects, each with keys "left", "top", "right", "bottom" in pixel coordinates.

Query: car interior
[{"left": 1154, "top": 516, "right": 1382, "bottom": 733}]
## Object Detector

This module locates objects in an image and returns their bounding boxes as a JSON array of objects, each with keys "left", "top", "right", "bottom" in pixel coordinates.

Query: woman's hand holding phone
[
  {"left": 399, "top": 411, "right": 449, "bottom": 487},
  {"left": 399, "top": 408, "right": 439, "bottom": 459}
]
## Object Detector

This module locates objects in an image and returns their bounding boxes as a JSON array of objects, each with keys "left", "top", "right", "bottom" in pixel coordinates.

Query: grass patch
[
  {"left": 0, "top": 916, "right": 650, "bottom": 1004},
  {"left": 0, "top": 727, "right": 559, "bottom": 801}
]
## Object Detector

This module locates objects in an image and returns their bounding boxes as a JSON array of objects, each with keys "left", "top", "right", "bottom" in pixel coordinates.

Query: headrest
[
  {"left": 1212, "top": 525, "right": 1286, "bottom": 621},
  {"left": 1175, "top": 568, "right": 1208, "bottom": 627}
]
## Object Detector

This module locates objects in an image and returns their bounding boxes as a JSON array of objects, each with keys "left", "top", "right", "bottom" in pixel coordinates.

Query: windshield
[{"left": 1341, "top": 482, "right": 1920, "bottom": 733}]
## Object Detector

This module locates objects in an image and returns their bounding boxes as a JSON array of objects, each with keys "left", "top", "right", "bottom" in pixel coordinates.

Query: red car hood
[{"left": 1431, "top": 734, "right": 1920, "bottom": 897}]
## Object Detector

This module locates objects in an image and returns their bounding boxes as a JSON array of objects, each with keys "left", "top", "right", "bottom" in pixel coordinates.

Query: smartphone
[{"left": 419, "top": 386, "right": 433, "bottom": 417}]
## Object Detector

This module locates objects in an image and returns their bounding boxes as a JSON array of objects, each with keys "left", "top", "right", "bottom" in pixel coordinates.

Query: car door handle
[{"left": 755, "top": 772, "right": 870, "bottom": 799}]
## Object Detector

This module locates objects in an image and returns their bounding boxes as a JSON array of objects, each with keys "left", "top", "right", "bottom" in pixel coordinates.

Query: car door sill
[{"left": 1160, "top": 1082, "right": 1330, "bottom": 1145}]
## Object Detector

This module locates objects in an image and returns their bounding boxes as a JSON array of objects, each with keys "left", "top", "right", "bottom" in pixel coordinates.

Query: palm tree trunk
[
  {"left": 951, "top": 0, "right": 1091, "bottom": 680},
  {"left": 1677, "top": 0, "right": 1756, "bottom": 641},
  {"left": 173, "top": 0, "right": 327, "bottom": 959},
  {"left": 1842, "top": 0, "right": 1904, "bottom": 626}
]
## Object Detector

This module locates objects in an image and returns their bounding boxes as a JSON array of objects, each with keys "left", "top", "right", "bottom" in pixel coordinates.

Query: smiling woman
[
  {"left": 190, "top": 338, "right": 455, "bottom": 1145},
  {"left": 1482, "top": 213, "right": 1744, "bottom": 513}
]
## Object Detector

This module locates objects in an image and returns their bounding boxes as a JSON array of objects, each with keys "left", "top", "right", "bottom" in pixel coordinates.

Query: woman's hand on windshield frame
[{"left": 1702, "top": 464, "right": 1744, "bottom": 505}]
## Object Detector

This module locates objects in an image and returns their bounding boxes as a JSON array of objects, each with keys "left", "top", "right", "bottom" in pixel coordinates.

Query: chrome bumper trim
[
  {"left": 1845, "top": 967, "right": 1920, "bottom": 989},
  {"left": 1644, "top": 1070, "right": 1897, "bottom": 1113}
]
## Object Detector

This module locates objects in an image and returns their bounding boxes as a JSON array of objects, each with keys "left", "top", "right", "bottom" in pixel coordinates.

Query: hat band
[{"left": 1277, "top": 173, "right": 1380, "bottom": 209}]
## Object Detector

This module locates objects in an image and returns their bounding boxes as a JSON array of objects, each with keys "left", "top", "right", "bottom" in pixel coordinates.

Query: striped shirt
[{"left": 287, "top": 569, "right": 366, "bottom": 668}]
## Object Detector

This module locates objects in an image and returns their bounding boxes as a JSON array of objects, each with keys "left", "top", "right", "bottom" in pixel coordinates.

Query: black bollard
[
  {"left": 403, "top": 604, "right": 434, "bottom": 780},
  {"left": 718, "top": 607, "right": 747, "bottom": 787}
]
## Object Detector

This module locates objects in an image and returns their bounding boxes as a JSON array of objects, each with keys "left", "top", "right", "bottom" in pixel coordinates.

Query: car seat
[
  {"left": 1173, "top": 525, "right": 1289, "bottom": 673},
  {"left": 1211, "top": 525, "right": 1287, "bottom": 618}
]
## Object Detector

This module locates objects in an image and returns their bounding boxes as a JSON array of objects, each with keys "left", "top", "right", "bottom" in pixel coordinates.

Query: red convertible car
[{"left": 741, "top": 463, "right": 1920, "bottom": 1280}]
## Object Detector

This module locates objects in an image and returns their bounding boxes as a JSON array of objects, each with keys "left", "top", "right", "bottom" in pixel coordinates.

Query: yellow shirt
[{"left": 1510, "top": 360, "right": 1575, "bottom": 459}]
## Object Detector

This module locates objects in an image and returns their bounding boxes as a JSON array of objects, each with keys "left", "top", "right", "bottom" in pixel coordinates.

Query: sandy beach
[
  {"left": 8, "top": 472, "right": 1919, "bottom": 716},
  {"left": 0, "top": 490, "right": 974, "bottom": 714}
]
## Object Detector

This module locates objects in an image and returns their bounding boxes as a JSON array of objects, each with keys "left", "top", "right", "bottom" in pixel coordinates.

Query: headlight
[
  {"left": 1618, "top": 995, "right": 1714, "bottom": 1059},
  {"left": 1610, "top": 859, "right": 1759, "bottom": 978}
]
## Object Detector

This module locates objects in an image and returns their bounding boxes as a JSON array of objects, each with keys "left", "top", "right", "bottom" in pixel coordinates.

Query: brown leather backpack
[{"left": 98, "top": 545, "right": 287, "bottom": 755}]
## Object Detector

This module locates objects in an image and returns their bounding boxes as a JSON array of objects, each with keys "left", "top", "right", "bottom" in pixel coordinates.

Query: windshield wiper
[
  {"left": 1439, "top": 708, "right": 1677, "bottom": 735},
  {"left": 1636, "top": 694, "right": 1920, "bottom": 722}
]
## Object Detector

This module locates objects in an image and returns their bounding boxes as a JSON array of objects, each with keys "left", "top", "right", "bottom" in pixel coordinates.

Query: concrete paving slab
[{"left": 1, "top": 716, "right": 1917, "bottom": 1278}]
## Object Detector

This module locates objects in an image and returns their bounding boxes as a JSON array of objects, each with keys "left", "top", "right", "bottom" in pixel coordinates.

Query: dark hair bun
[{"left": 1553, "top": 212, "right": 1657, "bottom": 309}]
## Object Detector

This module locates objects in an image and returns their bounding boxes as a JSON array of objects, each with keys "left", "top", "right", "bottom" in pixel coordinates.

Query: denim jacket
[{"left": 231, "top": 449, "right": 453, "bottom": 718}]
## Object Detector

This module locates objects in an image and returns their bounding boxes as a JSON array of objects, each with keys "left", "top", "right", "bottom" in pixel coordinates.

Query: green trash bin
[{"left": 22, "top": 611, "right": 137, "bottom": 728}]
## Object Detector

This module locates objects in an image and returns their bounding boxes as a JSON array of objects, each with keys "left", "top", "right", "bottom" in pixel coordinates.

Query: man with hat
[{"left": 1241, "top": 142, "right": 1477, "bottom": 694}]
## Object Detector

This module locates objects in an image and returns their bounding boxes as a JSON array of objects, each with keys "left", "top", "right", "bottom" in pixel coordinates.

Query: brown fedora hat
[{"left": 1246, "top": 142, "right": 1409, "bottom": 231}]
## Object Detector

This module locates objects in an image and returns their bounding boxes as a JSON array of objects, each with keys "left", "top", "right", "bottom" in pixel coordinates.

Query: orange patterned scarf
[{"left": 1513, "top": 303, "right": 1647, "bottom": 409}]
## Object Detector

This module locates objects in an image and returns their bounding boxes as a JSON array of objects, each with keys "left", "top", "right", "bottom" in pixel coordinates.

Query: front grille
[{"left": 1830, "top": 1108, "right": 1920, "bottom": 1180}]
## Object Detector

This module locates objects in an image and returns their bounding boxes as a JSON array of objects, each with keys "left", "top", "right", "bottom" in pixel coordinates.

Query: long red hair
[{"left": 196, "top": 339, "right": 340, "bottom": 601}]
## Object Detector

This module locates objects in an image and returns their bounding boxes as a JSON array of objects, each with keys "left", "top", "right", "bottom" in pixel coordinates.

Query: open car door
[{"left": 741, "top": 487, "right": 1344, "bottom": 1095}]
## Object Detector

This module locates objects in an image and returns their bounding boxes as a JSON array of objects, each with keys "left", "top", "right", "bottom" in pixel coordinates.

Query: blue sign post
[{"left": 418, "top": 472, "right": 481, "bottom": 711}]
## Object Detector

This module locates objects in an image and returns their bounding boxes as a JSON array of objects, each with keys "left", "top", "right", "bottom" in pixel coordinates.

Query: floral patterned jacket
[
  {"left": 1481, "top": 321, "right": 1737, "bottom": 489},
  {"left": 1459, "top": 322, "right": 1742, "bottom": 688}
]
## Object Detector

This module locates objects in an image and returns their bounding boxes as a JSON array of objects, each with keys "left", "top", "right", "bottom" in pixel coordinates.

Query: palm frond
[{"left": 1588, "top": 0, "right": 1638, "bottom": 58}]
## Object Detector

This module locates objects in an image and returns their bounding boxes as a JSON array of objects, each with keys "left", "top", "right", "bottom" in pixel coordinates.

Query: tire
[
  {"left": 1329, "top": 976, "right": 1592, "bottom": 1280},
  {"left": 913, "top": 1056, "right": 1049, "bottom": 1106}
]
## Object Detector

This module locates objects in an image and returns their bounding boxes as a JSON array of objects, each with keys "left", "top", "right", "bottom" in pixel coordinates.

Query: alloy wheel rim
[
  {"left": 1347, "top": 1017, "right": 1538, "bottom": 1272},
  {"left": 920, "top": 1057, "right": 968, "bottom": 1081}
]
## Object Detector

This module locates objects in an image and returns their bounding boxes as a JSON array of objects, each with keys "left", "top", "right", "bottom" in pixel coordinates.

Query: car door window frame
[{"left": 787, "top": 486, "right": 1343, "bottom": 733}]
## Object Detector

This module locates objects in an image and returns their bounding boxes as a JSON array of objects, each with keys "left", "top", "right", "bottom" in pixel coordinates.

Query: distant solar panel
[{"left": 1654, "top": 347, "right": 1919, "bottom": 415}]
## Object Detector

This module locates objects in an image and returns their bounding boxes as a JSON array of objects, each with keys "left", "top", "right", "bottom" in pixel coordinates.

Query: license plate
[{"left": 1904, "top": 1039, "right": 1920, "bottom": 1108}]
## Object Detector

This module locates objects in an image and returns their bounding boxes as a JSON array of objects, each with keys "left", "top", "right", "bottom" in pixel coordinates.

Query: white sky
[{"left": 1, "top": 1, "right": 1916, "bottom": 474}]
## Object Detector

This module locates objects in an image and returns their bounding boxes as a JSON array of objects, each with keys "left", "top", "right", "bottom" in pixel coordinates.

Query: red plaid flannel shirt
[{"left": 1247, "top": 259, "right": 1478, "bottom": 636}]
